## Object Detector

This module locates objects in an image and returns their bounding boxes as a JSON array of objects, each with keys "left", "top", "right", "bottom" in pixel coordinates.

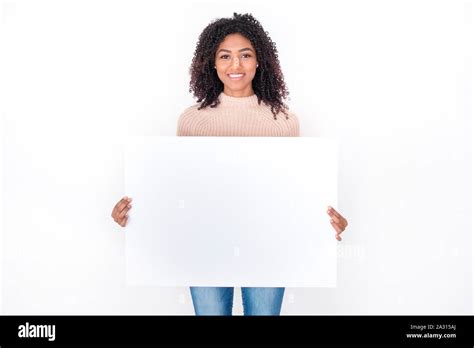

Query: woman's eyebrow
[{"left": 217, "top": 48, "right": 254, "bottom": 54}]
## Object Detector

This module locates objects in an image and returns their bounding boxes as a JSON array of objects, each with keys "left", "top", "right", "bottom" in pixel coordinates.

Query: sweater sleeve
[
  {"left": 176, "top": 112, "right": 187, "bottom": 136},
  {"left": 176, "top": 106, "right": 197, "bottom": 136},
  {"left": 289, "top": 111, "right": 300, "bottom": 137}
]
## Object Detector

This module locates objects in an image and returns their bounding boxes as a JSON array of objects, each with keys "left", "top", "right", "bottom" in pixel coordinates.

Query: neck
[
  {"left": 223, "top": 87, "right": 254, "bottom": 97},
  {"left": 218, "top": 92, "right": 259, "bottom": 107}
]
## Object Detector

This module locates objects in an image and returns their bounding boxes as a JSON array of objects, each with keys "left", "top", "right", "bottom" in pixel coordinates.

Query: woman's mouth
[{"left": 227, "top": 73, "right": 245, "bottom": 80}]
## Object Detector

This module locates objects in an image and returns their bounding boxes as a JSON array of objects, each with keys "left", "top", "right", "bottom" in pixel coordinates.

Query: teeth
[{"left": 229, "top": 74, "right": 244, "bottom": 77}]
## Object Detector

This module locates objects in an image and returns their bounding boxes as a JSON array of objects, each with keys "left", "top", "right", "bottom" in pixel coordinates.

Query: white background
[{"left": 0, "top": 0, "right": 472, "bottom": 314}]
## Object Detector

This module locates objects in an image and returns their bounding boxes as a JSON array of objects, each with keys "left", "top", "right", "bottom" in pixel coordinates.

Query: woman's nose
[{"left": 232, "top": 57, "right": 240, "bottom": 68}]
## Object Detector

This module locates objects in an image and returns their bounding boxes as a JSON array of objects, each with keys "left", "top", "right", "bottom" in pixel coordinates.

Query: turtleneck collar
[{"left": 218, "top": 92, "right": 260, "bottom": 108}]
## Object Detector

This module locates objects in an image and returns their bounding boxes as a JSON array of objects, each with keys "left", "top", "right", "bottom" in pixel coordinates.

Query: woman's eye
[{"left": 219, "top": 54, "right": 252, "bottom": 59}]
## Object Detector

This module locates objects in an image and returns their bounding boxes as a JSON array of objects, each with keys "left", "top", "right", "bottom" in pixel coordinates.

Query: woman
[{"left": 111, "top": 13, "right": 348, "bottom": 315}]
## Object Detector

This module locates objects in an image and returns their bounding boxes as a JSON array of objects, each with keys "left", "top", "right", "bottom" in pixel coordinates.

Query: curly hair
[{"left": 189, "top": 13, "right": 289, "bottom": 120}]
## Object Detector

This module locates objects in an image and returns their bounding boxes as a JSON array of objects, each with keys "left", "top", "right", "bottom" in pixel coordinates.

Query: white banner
[{"left": 124, "top": 136, "right": 338, "bottom": 287}]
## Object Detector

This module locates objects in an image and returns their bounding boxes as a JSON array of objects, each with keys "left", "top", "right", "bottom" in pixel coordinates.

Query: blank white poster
[{"left": 124, "top": 136, "right": 338, "bottom": 287}]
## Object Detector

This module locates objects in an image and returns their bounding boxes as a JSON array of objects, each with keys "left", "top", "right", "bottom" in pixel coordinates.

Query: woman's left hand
[{"left": 327, "top": 206, "right": 348, "bottom": 241}]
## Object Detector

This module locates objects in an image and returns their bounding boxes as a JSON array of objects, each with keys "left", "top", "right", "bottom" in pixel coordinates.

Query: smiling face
[{"left": 214, "top": 33, "right": 259, "bottom": 97}]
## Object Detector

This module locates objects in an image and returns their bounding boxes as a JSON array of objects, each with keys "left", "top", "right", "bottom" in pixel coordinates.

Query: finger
[
  {"left": 120, "top": 214, "right": 129, "bottom": 227},
  {"left": 333, "top": 210, "right": 348, "bottom": 228},
  {"left": 336, "top": 234, "right": 342, "bottom": 241},
  {"left": 328, "top": 206, "right": 340, "bottom": 215},
  {"left": 113, "top": 197, "right": 132, "bottom": 218},
  {"left": 327, "top": 207, "right": 348, "bottom": 228},
  {"left": 327, "top": 211, "right": 342, "bottom": 225},
  {"left": 330, "top": 219, "right": 343, "bottom": 233},
  {"left": 328, "top": 207, "right": 343, "bottom": 221},
  {"left": 112, "top": 198, "right": 127, "bottom": 216},
  {"left": 328, "top": 212, "right": 347, "bottom": 230},
  {"left": 118, "top": 203, "right": 131, "bottom": 219}
]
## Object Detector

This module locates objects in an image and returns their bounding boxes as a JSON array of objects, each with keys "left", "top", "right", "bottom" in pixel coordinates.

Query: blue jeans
[{"left": 190, "top": 287, "right": 285, "bottom": 316}]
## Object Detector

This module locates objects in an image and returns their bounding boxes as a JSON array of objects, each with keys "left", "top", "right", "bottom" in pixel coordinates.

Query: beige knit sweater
[{"left": 177, "top": 92, "right": 299, "bottom": 137}]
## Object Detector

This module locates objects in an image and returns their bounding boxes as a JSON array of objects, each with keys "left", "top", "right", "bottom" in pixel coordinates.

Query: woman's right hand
[{"left": 111, "top": 196, "right": 132, "bottom": 227}]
